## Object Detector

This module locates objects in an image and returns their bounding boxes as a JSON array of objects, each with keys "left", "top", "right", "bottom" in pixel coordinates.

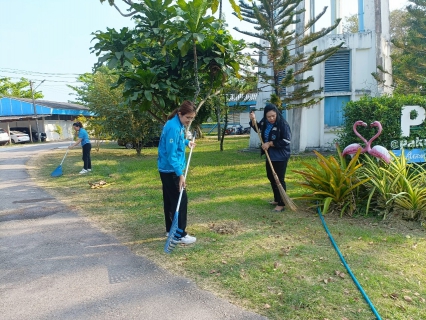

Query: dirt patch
[{"left": 209, "top": 221, "right": 241, "bottom": 235}]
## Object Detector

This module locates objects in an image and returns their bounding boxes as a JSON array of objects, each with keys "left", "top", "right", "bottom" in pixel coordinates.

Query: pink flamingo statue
[
  {"left": 342, "top": 120, "right": 368, "bottom": 157},
  {"left": 365, "top": 121, "right": 391, "bottom": 163}
]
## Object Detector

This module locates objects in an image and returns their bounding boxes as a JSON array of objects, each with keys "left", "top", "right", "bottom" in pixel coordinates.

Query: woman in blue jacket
[
  {"left": 249, "top": 103, "right": 291, "bottom": 212},
  {"left": 158, "top": 101, "right": 197, "bottom": 244}
]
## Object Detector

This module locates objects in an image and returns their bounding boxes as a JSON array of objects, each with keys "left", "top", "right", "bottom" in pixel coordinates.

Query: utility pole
[{"left": 30, "top": 80, "right": 45, "bottom": 142}]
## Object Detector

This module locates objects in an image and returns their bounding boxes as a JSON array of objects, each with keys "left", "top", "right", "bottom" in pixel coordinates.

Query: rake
[
  {"left": 164, "top": 132, "right": 196, "bottom": 254},
  {"left": 252, "top": 120, "right": 297, "bottom": 211},
  {"left": 51, "top": 146, "right": 70, "bottom": 177}
]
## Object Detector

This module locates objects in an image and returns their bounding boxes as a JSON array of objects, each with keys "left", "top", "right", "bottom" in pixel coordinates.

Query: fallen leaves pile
[{"left": 88, "top": 180, "right": 109, "bottom": 189}]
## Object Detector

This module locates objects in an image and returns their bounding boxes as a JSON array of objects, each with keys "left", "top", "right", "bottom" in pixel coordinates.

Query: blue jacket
[
  {"left": 157, "top": 115, "right": 189, "bottom": 176},
  {"left": 250, "top": 117, "right": 291, "bottom": 161}
]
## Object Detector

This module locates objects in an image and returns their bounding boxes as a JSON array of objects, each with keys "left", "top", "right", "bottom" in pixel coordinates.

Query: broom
[
  {"left": 164, "top": 132, "right": 196, "bottom": 254},
  {"left": 252, "top": 119, "right": 297, "bottom": 211}
]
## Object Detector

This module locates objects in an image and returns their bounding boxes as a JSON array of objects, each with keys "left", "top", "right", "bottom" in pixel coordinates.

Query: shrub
[
  {"left": 338, "top": 94, "right": 426, "bottom": 150},
  {"left": 294, "top": 145, "right": 369, "bottom": 216},
  {"left": 357, "top": 150, "right": 426, "bottom": 221}
]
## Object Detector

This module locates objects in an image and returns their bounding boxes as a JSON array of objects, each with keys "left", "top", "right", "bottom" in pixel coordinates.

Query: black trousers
[
  {"left": 159, "top": 172, "right": 187, "bottom": 237},
  {"left": 266, "top": 159, "right": 288, "bottom": 206},
  {"left": 82, "top": 143, "right": 91, "bottom": 170}
]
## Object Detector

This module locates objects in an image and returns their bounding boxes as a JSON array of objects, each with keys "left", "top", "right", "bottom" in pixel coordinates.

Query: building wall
[
  {"left": 44, "top": 120, "right": 75, "bottom": 141},
  {"left": 0, "top": 119, "right": 75, "bottom": 141}
]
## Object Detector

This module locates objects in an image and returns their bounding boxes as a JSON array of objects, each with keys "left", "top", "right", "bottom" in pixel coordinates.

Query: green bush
[{"left": 337, "top": 94, "right": 426, "bottom": 150}]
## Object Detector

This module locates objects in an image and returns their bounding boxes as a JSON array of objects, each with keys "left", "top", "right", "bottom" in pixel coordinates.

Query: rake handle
[
  {"left": 60, "top": 149, "right": 69, "bottom": 165},
  {"left": 174, "top": 134, "right": 196, "bottom": 211}
]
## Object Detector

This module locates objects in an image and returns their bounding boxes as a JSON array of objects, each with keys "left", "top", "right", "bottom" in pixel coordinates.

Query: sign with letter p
[{"left": 401, "top": 105, "right": 426, "bottom": 137}]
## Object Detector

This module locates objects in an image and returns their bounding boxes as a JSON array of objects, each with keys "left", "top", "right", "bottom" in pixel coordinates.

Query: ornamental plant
[
  {"left": 387, "top": 152, "right": 426, "bottom": 221},
  {"left": 356, "top": 153, "right": 399, "bottom": 219},
  {"left": 294, "top": 144, "right": 370, "bottom": 216},
  {"left": 356, "top": 150, "right": 426, "bottom": 221}
]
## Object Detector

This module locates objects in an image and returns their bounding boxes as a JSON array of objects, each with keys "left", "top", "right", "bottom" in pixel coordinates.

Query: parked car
[
  {"left": 9, "top": 127, "right": 47, "bottom": 142},
  {"left": 225, "top": 125, "right": 243, "bottom": 135},
  {"left": 117, "top": 137, "right": 160, "bottom": 149},
  {"left": 0, "top": 128, "right": 10, "bottom": 145},
  {"left": 242, "top": 127, "right": 251, "bottom": 134},
  {"left": 9, "top": 130, "right": 30, "bottom": 144}
]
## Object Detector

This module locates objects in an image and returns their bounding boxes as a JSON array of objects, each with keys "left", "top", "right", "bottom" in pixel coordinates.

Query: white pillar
[{"left": 330, "top": 0, "right": 342, "bottom": 34}]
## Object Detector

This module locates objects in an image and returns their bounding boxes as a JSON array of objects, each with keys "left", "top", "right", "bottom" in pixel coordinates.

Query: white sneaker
[
  {"left": 87, "top": 169, "right": 92, "bottom": 172},
  {"left": 177, "top": 234, "right": 196, "bottom": 244},
  {"left": 79, "top": 169, "right": 88, "bottom": 174},
  {"left": 165, "top": 232, "right": 169, "bottom": 237}
]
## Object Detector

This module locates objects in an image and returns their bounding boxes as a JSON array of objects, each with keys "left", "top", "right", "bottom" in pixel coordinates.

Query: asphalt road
[{"left": 0, "top": 142, "right": 267, "bottom": 320}]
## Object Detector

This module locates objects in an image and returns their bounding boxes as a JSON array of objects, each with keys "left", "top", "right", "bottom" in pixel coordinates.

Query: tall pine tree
[
  {"left": 392, "top": 0, "right": 426, "bottom": 95},
  {"left": 234, "top": 0, "right": 342, "bottom": 109}
]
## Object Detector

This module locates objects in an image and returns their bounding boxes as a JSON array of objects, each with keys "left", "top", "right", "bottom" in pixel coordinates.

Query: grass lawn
[{"left": 29, "top": 136, "right": 426, "bottom": 320}]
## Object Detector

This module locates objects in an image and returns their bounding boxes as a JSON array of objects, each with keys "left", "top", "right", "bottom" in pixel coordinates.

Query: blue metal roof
[{"left": 0, "top": 97, "right": 93, "bottom": 117}]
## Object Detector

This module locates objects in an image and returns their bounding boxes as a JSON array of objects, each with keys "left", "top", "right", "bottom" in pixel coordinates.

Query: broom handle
[{"left": 252, "top": 119, "right": 278, "bottom": 177}]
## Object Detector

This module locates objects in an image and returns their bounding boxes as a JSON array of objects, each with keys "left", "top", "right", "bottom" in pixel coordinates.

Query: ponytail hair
[
  {"left": 73, "top": 121, "right": 83, "bottom": 128},
  {"left": 167, "top": 100, "right": 196, "bottom": 120}
]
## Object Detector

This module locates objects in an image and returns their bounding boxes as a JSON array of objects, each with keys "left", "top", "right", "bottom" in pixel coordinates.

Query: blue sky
[{"left": 0, "top": 0, "right": 408, "bottom": 103}]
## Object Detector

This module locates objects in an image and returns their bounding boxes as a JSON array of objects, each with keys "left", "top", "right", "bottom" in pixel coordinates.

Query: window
[{"left": 325, "top": 50, "right": 350, "bottom": 92}]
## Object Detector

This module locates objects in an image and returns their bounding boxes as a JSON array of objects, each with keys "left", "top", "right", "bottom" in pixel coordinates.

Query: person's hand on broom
[
  {"left": 249, "top": 110, "right": 256, "bottom": 122},
  {"left": 262, "top": 140, "right": 273, "bottom": 151},
  {"left": 250, "top": 111, "right": 272, "bottom": 151}
]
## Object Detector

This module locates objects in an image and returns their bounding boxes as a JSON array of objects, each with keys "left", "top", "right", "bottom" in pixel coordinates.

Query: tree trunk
[
  {"left": 220, "top": 96, "right": 229, "bottom": 151},
  {"left": 291, "top": 1, "right": 306, "bottom": 154}
]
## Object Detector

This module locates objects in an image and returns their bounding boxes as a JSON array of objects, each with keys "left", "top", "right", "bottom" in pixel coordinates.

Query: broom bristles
[
  {"left": 277, "top": 182, "right": 297, "bottom": 211},
  {"left": 272, "top": 171, "right": 297, "bottom": 211}
]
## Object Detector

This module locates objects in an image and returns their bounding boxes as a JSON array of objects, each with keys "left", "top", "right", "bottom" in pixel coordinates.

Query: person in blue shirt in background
[
  {"left": 69, "top": 121, "right": 92, "bottom": 174},
  {"left": 158, "top": 100, "right": 197, "bottom": 245}
]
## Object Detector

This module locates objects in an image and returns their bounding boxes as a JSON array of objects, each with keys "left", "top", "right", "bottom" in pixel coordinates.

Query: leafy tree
[
  {"left": 0, "top": 77, "right": 43, "bottom": 99},
  {"left": 390, "top": 9, "right": 410, "bottom": 55},
  {"left": 342, "top": 14, "right": 358, "bottom": 34},
  {"left": 91, "top": 0, "right": 251, "bottom": 127},
  {"left": 69, "top": 67, "right": 158, "bottom": 155},
  {"left": 99, "top": 0, "right": 242, "bottom": 19},
  {"left": 392, "top": 0, "right": 426, "bottom": 95}
]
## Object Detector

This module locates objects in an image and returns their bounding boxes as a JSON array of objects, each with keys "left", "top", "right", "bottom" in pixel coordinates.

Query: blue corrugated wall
[{"left": 0, "top": 97, "right": 92, "bottom": 116}]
